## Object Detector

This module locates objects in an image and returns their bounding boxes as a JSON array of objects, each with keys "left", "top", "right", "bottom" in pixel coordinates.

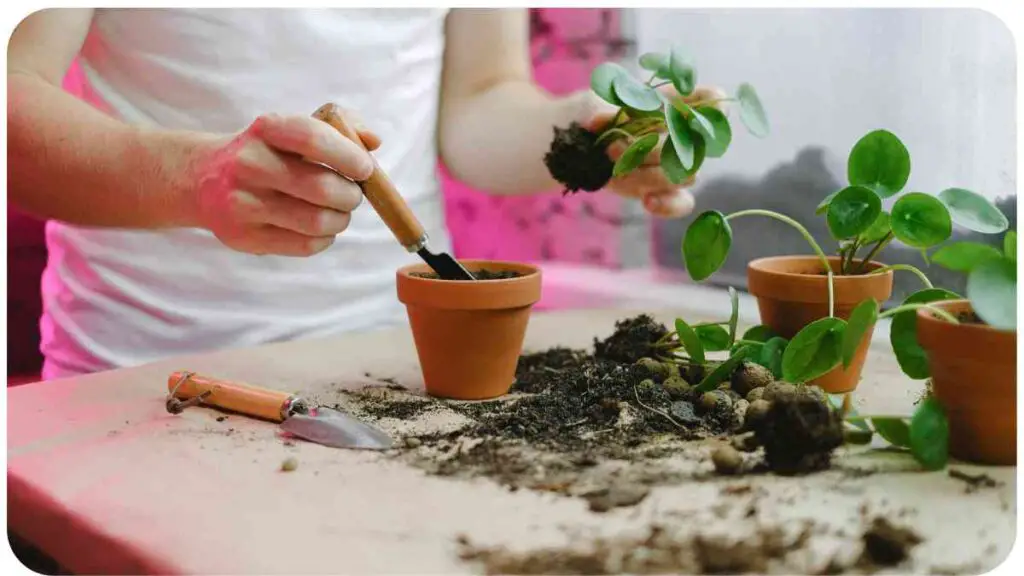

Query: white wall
[{"left": 634, "top": 8, "right": 1016, "bottom": 201}]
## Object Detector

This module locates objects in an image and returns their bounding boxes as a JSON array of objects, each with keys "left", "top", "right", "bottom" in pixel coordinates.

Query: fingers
[
  {"left": 225, "top": 189, "right": 352, "bottom": 237},
  {"left": 234, "top": 145, "right": 363, "bottom": 212},
  {"left": 252, "top": 114, "right": 374, "bottom": 181},
  {"left": 232, "top": 225, "right": 336, "bottom": 257},
  {"left": 644, "top": 189, "right": 695, "bottom": 218}
]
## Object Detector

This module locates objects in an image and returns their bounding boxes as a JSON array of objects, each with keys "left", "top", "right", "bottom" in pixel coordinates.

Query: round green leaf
[
  {"left": 736, "top": 83, "right": 769, "bottom": 138},
  {"left": 674, "top": 318, "right": 705, "bottom": 364},
  {"left": 938, "top": 188, "right": 1009, "bottom": 234},
  {"left": 781, "top": 317, "right": 846, "bottom": 383},
  {"left": 668, "top": 45, "right": 696, "bottom": 96},
  {"left": 891, "top": 192, "right": 953, "bottom": 248},
  {"left": 665, "top": 104, "right": 695, "bottom": 169},
  {"left": 757, "top": 336, "right": 788, "bottom": 379},
  {"left": 696, "top": 324, "right": 731, "bottom": 351},
  {"left": 612, "top": 133, "right": 659, "bottom": 177},
  {"left": 1004, "top": 231, "right": 1017, "bottom": 261},
  {"left": 695, "top": 106, "right": 731, "bottom": 158},
  {"left": 590, "top": 62, "right": 628, "bottom": 106},
  {"left": 659, "top": 137, "right": 688, "bottom": 185},
  {"left": 638, "top": 52, "right": 671, "bottom": 79},
  {"left": 967, "top": 257, "right": 1016, "bottom": 330},
  {"left": 684, "top": 104, "right": 717, "bottom": 143},
  {"left": 871, "top": 417, "right": 911, "bottom": 448},
  {"left": 847, "top": 129, "right": 911, "bottom": 198},
  {"left": 889, "top": 288, "right": 960, "bottom": 379},
  {"left": 932, "top": 242, "right": 1003, "bottom": 273},
  {"left": 683, "top": 211, "right": 732, "bottom": 281},
  {"left": 612, "top": 74, "right": 662, "bottom": 112},
  {"left": 910, "top": 396, "right": 949, "bottom": 470},
  {"left": 815, "top": 190, "right": 841, "bottom": 216},
  {"left": 742, "top": 325, "right": 778, "bottom": 343},
  {"left": 727, "top": 286, "right": 739, "bottom": 345},
  {"left": 858, "top": 211, "right": 892, "bottom": 244},
  {"left": 827, "top": 185, "right": 883, "bottom": 239},
  {"left": 841, "top": 299, "right": 878, "bottom": 369}
]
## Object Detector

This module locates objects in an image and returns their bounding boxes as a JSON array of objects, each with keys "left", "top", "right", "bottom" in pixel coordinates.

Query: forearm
[
  {"left": 439, "top": 80, "right": 600, "bottom": 195},
  {"left": 7, "top": 72, "right": 205, "bottom": 228}
]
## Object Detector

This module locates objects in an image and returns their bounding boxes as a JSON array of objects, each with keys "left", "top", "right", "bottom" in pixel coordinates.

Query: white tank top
[{"left": 41, "top": 8, "right": 453, "bottom": 379}]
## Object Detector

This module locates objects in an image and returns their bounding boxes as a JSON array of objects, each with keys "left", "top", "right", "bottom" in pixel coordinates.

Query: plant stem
[
  {"left": 726, "top": 210, "right": 831, "bottom": 273},
  {"left": 595, "top": 127, "right": 634, "bottom": 145},
  {"left": 842, "top": 238, "right": 861, "bottom": 274},
  {"left": 827, "top": 270, "right": 835, "bottom": 318},
  {"left": 854, "top": 233, "right": 894, "bottom": 274},
  {"left": 869, "top": 264, "right": 933, "bottom": 289},
  {"left": 688, "top": 97, "right": 736, "bottom": 108},
  {"left": 879, "top": 303, "right": 960, "bottom": 324}
]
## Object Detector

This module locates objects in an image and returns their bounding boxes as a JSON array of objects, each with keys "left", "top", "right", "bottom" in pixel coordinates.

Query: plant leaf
[
  {"left": 590, "top": 62, "right": 628, "bottom": 106},
  {"left": 742, "top": 325, "right": 778, "bottom": 343},
  {"left": 910, "top": 396, "right": 949, "bottom": 470},
  {"left": 871, "top": 417, "right": 912, "bottom": 448},
  {"left": 612, "top": 133, "right": 659, "bottom": 177},
  {"left": 891, "top": 192, "right": 953, "bottom": 248},
  {"left": 890, "top": 288, "right": 961, "bottom": 379},
  {"left": 638, "top": 52, "right": 671, "bottom": 79},
  {"left": 683, "top": 211, "right": 732, "bottom": 281},
  {"left": 675, "top": 318, "right": 705, "bottom": 364},
  {"left": 781, "top": 317, "right": 846, "bottom": 383},
  {"left": 727, "top": 286, "right": 739, "bottom": 346},
  {"left": 842, "top": 299, "right": 878, "bottom": 369},
  {"left": 858, "top": 211, "right": 892, "bottom": 244},
  {"left": 695, "top": 324, "right": 731, "bottom": 351},
  {"left": 932, "top": 242, "right": 1003, "bottom": 273},
  {"left": 659, "top": 137, "right": 689, "bottom": 185},
  {"left": 827, "top": 185, "right": 883, "bottom": 239},
  {"left": 757, "top": 336, "right": 788, "bottom": 379},
  {"left": 665, "top": 104, "right": 695, "bottom": 169},
  {"left": 684, "top": 104, "right": 717, "bottom": 142},
  {"left": 847, "top": 129, "right": 911, "bottom": 198},
  {"left": 1004, "top": 231, "right": 1017, "bottom": 261},
  {"left": 938, "top": 188, "right": 1010, "bottom": 234},
  {"left": 736, "top": 83, "right": 769, "bottom": 137},
  {"left": 967, "top": 257, "right": 1017, "bottom": 330},
  {"left": 612, "top": 74, "right": 662, "bottom": 112},
  {"left": 695, "top": 346, "right": 753, "bottom": 393},
  {"left": 696, "top": 106, "right": 731, "bottom": 158},
  {"left": 816, "top": 190, "right": 841, "bottom": 216},
  {"left": 668, "top": 45, "right": 696, "bottom": 95}
]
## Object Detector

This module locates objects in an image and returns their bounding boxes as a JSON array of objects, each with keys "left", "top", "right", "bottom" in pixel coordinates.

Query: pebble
[
  {"left": 746, "top": 387, "right": 766, "bottom": 403},
  {"left": 745, "top": 399, "right": 772, "bottom": 430},
  {"left": 669, "top": 400, "right": 701, "bottom": 425},
  {"left": 711, "top": 445, "right": 743, "bottom": 475},
  {"left": 404, "top": 437, "right": 422, "bottom": 448},
  {"left": 280, "top": 457, "right": 299, "bottom": 472}
]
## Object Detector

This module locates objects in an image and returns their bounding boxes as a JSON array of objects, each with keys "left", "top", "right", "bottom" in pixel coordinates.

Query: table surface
[{"left": 7, "top": 301, "right": 1017, "bottom": 574}]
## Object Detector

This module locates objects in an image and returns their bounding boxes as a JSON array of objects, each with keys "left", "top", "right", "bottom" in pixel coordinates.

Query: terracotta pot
[
  {"left": 916, "top": 300, "right": 1016, "bottom": 465},
  {"left": 396, "top": 259, "right": 542, "bottom": 400},
  {"left": 747, "top": 256, "right": 894, "bottom": 393}
]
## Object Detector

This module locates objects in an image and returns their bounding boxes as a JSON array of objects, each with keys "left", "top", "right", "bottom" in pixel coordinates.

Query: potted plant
[
  {"left": 681, "top": 129, "right": 1008, "bottom": 393},
  {"left": 544, "top": 46, "right": 769, "bottom": 195}
]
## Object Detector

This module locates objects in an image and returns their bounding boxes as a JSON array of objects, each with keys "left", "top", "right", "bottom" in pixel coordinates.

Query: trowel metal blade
[{"left": 280, "top": 406, "right": 393, "bottom": 450}]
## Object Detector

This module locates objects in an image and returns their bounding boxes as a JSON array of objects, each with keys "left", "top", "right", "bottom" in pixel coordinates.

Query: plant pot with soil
[
  {"left": 397, "top": 260, "right": 542, "bottom": 400},
  {"left": 682, "top": 129, "right": 1008, "bottom": 393}
]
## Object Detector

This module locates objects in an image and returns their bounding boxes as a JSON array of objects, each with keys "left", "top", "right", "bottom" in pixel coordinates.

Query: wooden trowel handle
[
  {"left": 167, "top": 371, "right": 295, "bottom": 422},
  {"left": 312, "top": 103, "right": 426, "bottom": 251}
]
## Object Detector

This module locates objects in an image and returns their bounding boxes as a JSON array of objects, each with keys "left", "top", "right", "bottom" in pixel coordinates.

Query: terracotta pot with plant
[{"left": 680, "top": 129, "right": 1008, "bottom": 394}]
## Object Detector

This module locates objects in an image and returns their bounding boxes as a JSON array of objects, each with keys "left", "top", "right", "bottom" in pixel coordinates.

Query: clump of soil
[
  {"left": 592, "top": 314, "right": 669, "bottom": 364},
  {"left": 752, "top": 386, "right": 844, "bottom": 475},
  {"left": 544, "top": 122, "right": 614, "bottom": 194},
  {"left": 955, "top": 310, "right": 983, "bottom": 324},
  {"left": 948, "top": 469, "right": 1003, "bottom": 493},
  {"left": 858, "top": 517, "right": 922, "bottom": 568},
  {"left": 411, "top": 269, "right": 523, "bottom": 280}
]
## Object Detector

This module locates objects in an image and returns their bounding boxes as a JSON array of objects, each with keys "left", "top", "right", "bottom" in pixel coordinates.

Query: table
[{"left": 7, "top": 281, "right": 1016, "bottom": 574}]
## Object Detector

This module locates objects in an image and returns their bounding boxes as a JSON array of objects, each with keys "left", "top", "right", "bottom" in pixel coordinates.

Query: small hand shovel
[
  {"left": 165, "top": 371, "right": 393, "bottom": 450},
  {"left": 312, "top": 103, "right": 475, "bottom": 281}
]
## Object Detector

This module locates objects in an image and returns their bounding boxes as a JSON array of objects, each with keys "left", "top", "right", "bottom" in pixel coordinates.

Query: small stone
[
  {"left": 663, "top": 376, "right": 691, "bottom": 399},
  {"left": 731, "top": 362, "right": 774, "bottom": 396},
  {"left": 636, "top": 357, "right": 666, "bottom": 378},
  {"left": 746, "top": 387, "right": 767, "bottom": 403},
  {"left": 699, "top": 391, "right": 721, "bottom": 413},
  {"left": 711, "top": 445, "right": 743, "bottom": 475},
  {"left": 280, "top": 457, "right": 299, "bottom": 472},
  {"left": 733, "top": 398, "right": 750, "bottom": 424},
  {"left": 669, "top": 400, "right": 701, "bottom": 425},
  {"left": 638, "top": 378, "right": 656, "bottom": 391},
  {"left": 731, "top": 431, "right": 760, "bottom": 452},
  {"left": 745, "top": 399, "right": 772, "bottom": 430},
  {"left": 404, "top": 437, "right": 422, "bottom": 448},
  {"left": 763, "top": 381, "right": 797, "bottom": 402}
]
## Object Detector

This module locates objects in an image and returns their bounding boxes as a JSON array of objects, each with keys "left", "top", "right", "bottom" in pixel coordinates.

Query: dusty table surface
[{"left": 7, "top": 308, "right": 1016, "bottom": 574}]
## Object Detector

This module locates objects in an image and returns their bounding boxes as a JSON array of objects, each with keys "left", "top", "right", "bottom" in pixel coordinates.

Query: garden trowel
[
  {"left": 312, "top": 103, "right": 475, "bottom": 281},
  {"left": 166, "top": 371, "right": 393, "bottom": 450}
]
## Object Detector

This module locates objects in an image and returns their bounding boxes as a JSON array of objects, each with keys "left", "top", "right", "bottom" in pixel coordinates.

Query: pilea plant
[
  {"left": 931, "top": 229, "right": 1017, "bottom": 330},
  {"left": 544, "top": 46, "right": 768, "bottom": 195}
]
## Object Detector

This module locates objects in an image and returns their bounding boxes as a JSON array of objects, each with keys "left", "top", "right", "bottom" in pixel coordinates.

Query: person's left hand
[{"left": 581, "top": 85, "right": 727, "bottom": 218}]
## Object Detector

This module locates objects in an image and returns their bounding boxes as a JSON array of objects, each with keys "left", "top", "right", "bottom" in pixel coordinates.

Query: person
[{"left": 8, "top": 8, "right": 706, "bottom": 379}]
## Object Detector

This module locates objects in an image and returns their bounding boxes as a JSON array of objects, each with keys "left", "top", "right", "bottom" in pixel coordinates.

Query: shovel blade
[{"left": 280, "top": 407, "right": 393, "bottom": 450}]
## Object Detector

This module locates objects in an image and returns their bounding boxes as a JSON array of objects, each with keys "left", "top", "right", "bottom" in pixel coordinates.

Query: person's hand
[
  {"left": 582, "top": 85, "right": 727, "bottom": 218},
  {"left": 190, "top": 110, "right": 380, "bottom": 257}
]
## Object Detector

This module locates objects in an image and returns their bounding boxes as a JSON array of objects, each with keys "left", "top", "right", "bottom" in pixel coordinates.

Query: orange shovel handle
[{"left": 167, "top": 371, "right": 296, "bottom": 422}]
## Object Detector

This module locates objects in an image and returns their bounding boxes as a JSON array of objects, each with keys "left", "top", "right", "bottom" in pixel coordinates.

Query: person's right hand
[{"left": 191, "top": 111, "right": 381, "bottom": 257}]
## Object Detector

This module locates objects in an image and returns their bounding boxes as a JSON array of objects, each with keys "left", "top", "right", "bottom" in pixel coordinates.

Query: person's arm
[
  {"left": 7, "top": 8, "right": 205, "bottom": 228},
  {"left": 438, "top": 8, "right": 601, "bottom": 195}
]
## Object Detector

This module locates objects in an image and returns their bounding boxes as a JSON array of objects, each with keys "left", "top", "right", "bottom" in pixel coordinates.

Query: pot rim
[
  {"left": 746, "top": 255, "right": 893, "bottom": 304},
  {"left": 396, "top": 259, "right": 541, "bottom": 284},
  {"left": 915, "top": 299, "right": 1017, "bottom": 359},
  {"left": 396, "top": 259, "right": 542, "bottom": 310},
  {"left": 747, "top": 255, "right": 888, "bottom": 278}
]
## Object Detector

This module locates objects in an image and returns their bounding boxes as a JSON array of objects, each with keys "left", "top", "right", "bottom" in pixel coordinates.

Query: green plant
[
  {"left": 544, "top": 46, "right": 768, "bottom": 194},
  {"left": 932, "top": 230, "right": 1017, "bottom": 331},
  {"left": 829, "top": 393, "right": 950, "bottom": 470}
]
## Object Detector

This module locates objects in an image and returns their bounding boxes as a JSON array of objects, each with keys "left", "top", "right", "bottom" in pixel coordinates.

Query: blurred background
[{"left": 7, "top": 8, "right": 1016, "bottom": 380}]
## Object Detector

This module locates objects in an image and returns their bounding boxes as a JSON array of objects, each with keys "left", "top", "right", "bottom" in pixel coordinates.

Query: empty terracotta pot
[
  {"left": 747, "top": 256, "right": 894, "bottom": 393},
  {"left": 396, "top": 260, "right": 542, "bottom": 400},
  {"left": 916, "top": 300, "right": 1016, "bottom": 465}
]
